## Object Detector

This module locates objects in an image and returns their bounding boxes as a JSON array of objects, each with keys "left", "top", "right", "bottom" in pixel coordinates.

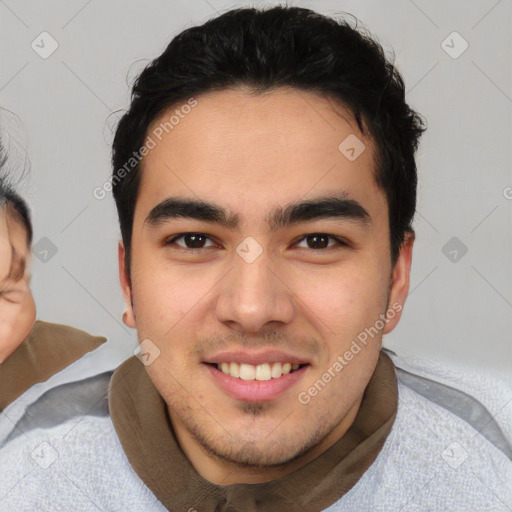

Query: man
[{"left": 0, "top": 6, "right": 510, "bottom": 511}]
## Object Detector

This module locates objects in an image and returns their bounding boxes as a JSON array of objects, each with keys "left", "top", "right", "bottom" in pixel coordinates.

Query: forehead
[{"left": 136, "top": 87, "right": 384, "bottom": 226}]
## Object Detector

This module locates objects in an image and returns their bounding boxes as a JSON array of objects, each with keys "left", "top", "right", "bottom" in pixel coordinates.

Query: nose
[{"left": 214, "top": 246, "right": 295, "bottom": 334}]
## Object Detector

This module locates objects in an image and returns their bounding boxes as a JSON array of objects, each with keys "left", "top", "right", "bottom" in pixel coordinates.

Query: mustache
[{"left": 192, "top": 330, "right": 321, "bottom": 357}]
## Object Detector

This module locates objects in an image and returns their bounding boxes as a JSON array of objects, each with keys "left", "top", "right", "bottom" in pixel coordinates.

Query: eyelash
[{"left": 163, "top": 232, "right": 349, "bottom": 252}]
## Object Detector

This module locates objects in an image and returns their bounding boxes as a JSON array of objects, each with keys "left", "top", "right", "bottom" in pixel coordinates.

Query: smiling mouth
[{"left": 206, "top": 361, "right": 309, "bottom": 381}]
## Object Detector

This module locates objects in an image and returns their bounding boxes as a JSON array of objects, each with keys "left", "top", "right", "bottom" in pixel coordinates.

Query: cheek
[
  {"left": 0, "top": 297, "right": 35, "bottom": 351},
  {"left": 20, "top": 294, "right": 36, "bottom": 338},
  {"left": 0, "top": 317, "right": 13, "bottom": 347},
  {"left": 288, "top": 261, "right": 388, "bottom": 337},
  {"left": 131, "top": 259, "right": 217, "bottom": 341}
]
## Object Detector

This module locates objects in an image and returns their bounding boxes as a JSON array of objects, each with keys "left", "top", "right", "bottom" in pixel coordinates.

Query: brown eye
[
  {"left": 295, "top": 234, "right": 347, "bottom": 250},
  {"left": 165, "top": 233, "right": 216, "bottom": 250}
]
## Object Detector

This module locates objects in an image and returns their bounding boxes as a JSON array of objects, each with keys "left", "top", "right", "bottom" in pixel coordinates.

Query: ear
[
  {"left": 383, "top": 231, "right": 414, "bottom": 334},
  {"left": 118, "top": 240, "right": 136, "bottom": 328}
]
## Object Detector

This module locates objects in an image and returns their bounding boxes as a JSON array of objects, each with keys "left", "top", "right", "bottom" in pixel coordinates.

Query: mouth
[
  {"left": 206, "top": 361, "right": 308, "bottom": 380},
  {"left": 202, "top": 354, "right": 311, "bottom": 402}
]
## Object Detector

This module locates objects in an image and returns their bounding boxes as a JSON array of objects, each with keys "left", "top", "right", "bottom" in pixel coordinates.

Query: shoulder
[
  {"left": 0, "top": 320, "right": 108, "bottom": 411},
  {"left": 1, "top": 332, "right": 127, "bottom": 445},
  {"left": 332, "top": 352, "right": 512, "bottom": 511},
  {"left": 0, "top": 415, "right": 165, "bottom": 511}
]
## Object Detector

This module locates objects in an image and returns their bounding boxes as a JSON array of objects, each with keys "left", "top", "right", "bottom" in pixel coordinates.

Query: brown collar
[{"left": 109, "top": 350, "right": 397, "bottom": 512}]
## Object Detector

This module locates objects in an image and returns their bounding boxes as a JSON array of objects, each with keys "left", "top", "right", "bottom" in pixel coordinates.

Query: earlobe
[
  {"left": 122, "top": 306, "right": 136, "bottom": 327},
  {"left": 383, "top": 232, "right": 415, "bottom": 335},
  {"left": 118, "top": 240, "right": 136, "bottom": 328}
]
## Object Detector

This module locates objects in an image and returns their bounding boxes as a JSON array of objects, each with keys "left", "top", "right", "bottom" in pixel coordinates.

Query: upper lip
[{"left": 203, "top": 349, "right": 311, "bottom": 366}]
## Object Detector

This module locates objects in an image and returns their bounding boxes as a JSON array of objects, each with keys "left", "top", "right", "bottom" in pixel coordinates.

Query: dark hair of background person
[{"left": 112, "top": 5, "right": 426, "bottom": 278}]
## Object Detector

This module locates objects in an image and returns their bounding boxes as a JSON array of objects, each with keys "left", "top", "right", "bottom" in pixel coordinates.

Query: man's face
[
  {"left": 0, "top": 210, "right": 36, "bottom": 363},
  {"left": 119, "top": 87, "right": 412, "bottom": 478}
]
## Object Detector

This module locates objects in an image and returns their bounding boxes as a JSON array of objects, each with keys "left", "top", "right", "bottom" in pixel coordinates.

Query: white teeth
[
  {"left": 255, "top": 363, "right": 271, "bottom": 381},
  {"left": 239, "top": 363, "right": 255, "bottom": 380},
  {"left": 216, "top": 361, "right": 302, "bottom": 380},
  {"left": 271, "top": 362, "right": 283, "bottom": 379},
  {"left": 230, "top": 362, "right": 240, "bottom": 378}
]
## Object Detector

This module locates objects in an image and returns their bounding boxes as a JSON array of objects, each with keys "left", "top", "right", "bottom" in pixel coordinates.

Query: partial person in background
[
  {"left": 0, "top": 125, "right": 107, "bottom": 412},
  {"left": 0, "top": 177, "right": 36, "bottom": 366}
]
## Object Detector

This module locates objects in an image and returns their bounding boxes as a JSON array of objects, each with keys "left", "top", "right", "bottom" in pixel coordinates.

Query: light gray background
[{"left": 1, "top": 0, "right": 511, "bottom": 376}]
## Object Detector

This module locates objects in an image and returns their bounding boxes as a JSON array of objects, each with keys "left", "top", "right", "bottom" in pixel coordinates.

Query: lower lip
[{"left": 203, "top": 363, "right": 309, "bottom": 402}]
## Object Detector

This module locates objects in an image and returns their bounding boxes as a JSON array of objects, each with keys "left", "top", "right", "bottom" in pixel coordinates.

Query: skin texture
[
  {"left": 119, "top": 86, "right": 414, "bottom": 484},
  {"left": 0, "top": 209, "right": 36, "bottom": 364}
]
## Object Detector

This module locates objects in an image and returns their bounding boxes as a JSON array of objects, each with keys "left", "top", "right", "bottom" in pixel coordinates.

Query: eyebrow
[{"left": 145, "top": 193, "right": 371, "bottom": 232}]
